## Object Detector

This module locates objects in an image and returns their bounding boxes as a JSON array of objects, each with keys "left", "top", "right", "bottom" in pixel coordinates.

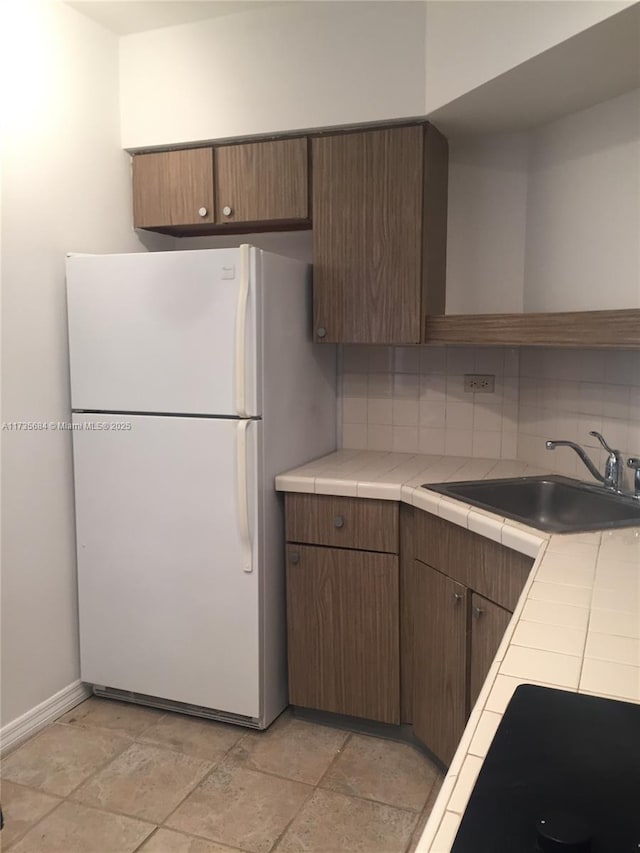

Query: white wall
[
  {"left": 446, "top": 132, "right": 529, "bottom": 314},
  {"left": 524, "top": 87, "right": 640, "bottom": 311},
  {"left": 119, "top": 2, "right": 426, "bottom": 150},
  {"left": 0, "top": 0, "right": 168, "bottom": 728},
  {"left": 424, "top": 0, "right": 633, "bottom": 114}
]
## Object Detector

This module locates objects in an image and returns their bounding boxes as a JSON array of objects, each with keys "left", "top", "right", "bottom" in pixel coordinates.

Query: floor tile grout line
[
  {"left": 402, "top": 775, "right": 443, "bottom": 853},
  {"left": 2, "top": 798, "right": 68, "bottom": 853},
  {"left": 2, "top": 797, "right": 158, "bottom": 853},
  {"left": 131, "top": 825, "right": 161, "bottom": 853},
  {"left": 268, "top": 776, "right": 318, "bottom": 853},
  {"left": 311, "top": 730, "right": 439, "bottom": 815},
  {"left": 158, "top": 738, "right": 247, "bottom": 830},
  {"left": 130, "top": 824, "right": 254, "bottom": 853},
  {"left": 313, "top": 730, "right": 353, "bottom": 790},
  {"left": 58, "top": 737, "right": 217, "bottom": 827},
  {"left": 3, "top": 723, "right": 134, "bottom": 803},
  {"left": 0, "top": 786, "right": 65, "bottom": 853}
]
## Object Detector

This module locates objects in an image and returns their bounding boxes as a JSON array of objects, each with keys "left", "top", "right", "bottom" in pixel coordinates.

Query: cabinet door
[
  {"left": 469, "top": 593, "right": 512, "bottom": 710},
  {"left": 132, "top": 148, "right": 214, "bottom": 229},
  {"left": 286, "top": 544, "right": 399, "bottom": 724},
  {"left": 215, "top": 138, "right": 308, "bottom": 225},
  {"left": 312, "top": 126, "right": 424, "bottom": 344},
  {"left": 412, "top": 560, "right": 467, "bottom": 766}
]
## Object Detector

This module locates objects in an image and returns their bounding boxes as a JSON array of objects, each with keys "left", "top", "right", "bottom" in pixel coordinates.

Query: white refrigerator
[{"left": 66, "top": 245, "right": 336, "bottom": 729}]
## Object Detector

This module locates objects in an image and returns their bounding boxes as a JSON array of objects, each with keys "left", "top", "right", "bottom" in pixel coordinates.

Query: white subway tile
[
  {"left": 419, "top": 400, "right": 446, "bottom": 428},
  {"left": 342, "top": 423, "right": 367, "bottom": 449},
  {"left": 366, "top": 424, "right": 393, "bottom": 451},
  {"left": 445, "top": 429, "right": 473, "bottom": 456},
  {"left": 392, "top": 426, "right": 419, "bottom": 453},
  {"left": 418, "top": 428, "right": 446, "bottom": 455},
  {"left": 392, "top": 399, "right": 419, "bottom": 426}
]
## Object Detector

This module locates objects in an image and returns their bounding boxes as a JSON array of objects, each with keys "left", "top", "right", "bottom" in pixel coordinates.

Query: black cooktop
[{"left": 451, "top": 685, "right": 640, "bottom": 853}]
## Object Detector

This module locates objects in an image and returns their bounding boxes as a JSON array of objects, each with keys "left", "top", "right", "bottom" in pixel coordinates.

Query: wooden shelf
[{"left": 425, "top": 309, "right": 640, "bottom": 348}]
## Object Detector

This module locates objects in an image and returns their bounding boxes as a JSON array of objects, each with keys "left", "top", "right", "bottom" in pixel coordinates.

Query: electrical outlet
[{"left": 464, "top": 374, "right": 495, "bottom": 393}]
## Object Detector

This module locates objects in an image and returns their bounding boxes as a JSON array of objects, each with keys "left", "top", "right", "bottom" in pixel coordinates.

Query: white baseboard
[{"left": 1, "top": 680, "right": 91, "bottom": 756}]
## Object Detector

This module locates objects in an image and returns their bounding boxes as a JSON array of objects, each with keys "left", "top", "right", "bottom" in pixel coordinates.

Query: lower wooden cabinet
[
  {"left": 286, "top": 544, "right": 399, "bottom": 724},
  {"left": 407, "top": 514, "right": 533, "bottom": 765},
  {"left": 412, "top": 560, "right": 467, "bottom": 764},
  {"left": 409, "top": 559, "right": 518, "bottom": 765},
  {"left": 283, "top": 493, "right": 534, "bottom": 766},
  {"left": 469, "top": 593, "right": 512, "bottom": 709}
]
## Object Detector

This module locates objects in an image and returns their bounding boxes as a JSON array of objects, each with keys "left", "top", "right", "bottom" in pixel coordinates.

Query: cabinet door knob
[
  {"left": 198, "top": 207, "right": 208, "bottom": 217},
  {"left": 317, "top": 327, "right": 327, "bottom": 339},
  {"left": 222, "top": 205, "right": 233, "bottom": 217},
  {"left": 334, "top": 515, "right": 345, "bottom": 529},
  {"left": 453, "top": 591, "right": 464, "bottom": 603},
  {"left": 473, "top": 606, "right": 484, "bottom": 619},
  {"left": 289, "top": 552, "right": 300, "bottom": 565}
]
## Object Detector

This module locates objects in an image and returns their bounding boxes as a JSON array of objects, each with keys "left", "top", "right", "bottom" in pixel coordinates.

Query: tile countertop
[{"left": 275, "top": 450, "right": 640, "bottom": 853}]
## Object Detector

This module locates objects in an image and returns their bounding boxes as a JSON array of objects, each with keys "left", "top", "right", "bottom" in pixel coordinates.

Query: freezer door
[
  {"left": 66, "top": 248, "right": 259, "bottom": 416},
  {"left": 72, "top": 413, "right": 261, "bottom": 718}
]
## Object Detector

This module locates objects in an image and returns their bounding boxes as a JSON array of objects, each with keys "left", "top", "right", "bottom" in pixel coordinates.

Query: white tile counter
[{"left": 276, "top": 450, "right": 640, "bottom": 853}]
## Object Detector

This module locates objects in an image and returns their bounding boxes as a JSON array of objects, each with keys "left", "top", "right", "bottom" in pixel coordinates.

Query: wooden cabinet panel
[
  {"left": 286, "top": 544, "right": 400, "bottom": 724},
  {"left": 312, "top": 126, "right": 424, "bottom": 344},
  {"left": 215, "top": 138, "right": 308, "bottom": 224},
  {"left": 412, "top": 560, "right": 468, "bottom": 765},
  {"left": 132, "top": 148, "right": 214, "bottom": 228},
  {"left": 414, "top": 513, "right": 533, "bottom": 611},
  {"left": 469, "top": 593, "right": 512, "bottom": 710},
  {"left": 285, "top": 493, "right": 398, "bottom": 554}
]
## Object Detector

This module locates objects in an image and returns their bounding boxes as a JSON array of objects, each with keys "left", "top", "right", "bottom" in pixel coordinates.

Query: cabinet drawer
[
  {"left": 414, "top": 512, "right": 533, "bottom": 611},
  {"left": 285, "top": 493, "right": 399, "bottom": 554}
]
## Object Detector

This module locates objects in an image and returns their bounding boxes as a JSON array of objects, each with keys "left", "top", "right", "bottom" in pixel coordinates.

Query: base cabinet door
[
  {"left": 469, "top": 593, "right": 512, "bottom": 709},
  {"left": 412, "top": 560, "right": 468, "bottom": 765},
  {"left": 286, "top": 544, "right": 399, "bottom": 724}
]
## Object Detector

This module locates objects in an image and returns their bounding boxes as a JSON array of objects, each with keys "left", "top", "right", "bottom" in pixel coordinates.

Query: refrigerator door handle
[
  {"left": 236, "top": 419, "right": 253, "bottom": 573},
  {"left": 235, "top": 244, "right": 250, "bottom": 418}
]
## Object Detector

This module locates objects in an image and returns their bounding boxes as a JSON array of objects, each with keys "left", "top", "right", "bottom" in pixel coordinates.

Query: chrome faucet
[
  {"left": 628, "top": 458, "right": 640, "bottom": 497},
  {"left": 546, "top": 431, "right": 624, "bottom": 493}
]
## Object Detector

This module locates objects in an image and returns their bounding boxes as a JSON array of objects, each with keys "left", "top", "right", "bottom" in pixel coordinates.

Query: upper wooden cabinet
[
  {"left": 132, "top": 138, "right": 309, "bottom": 234},
  {"left": 132, "top": 148, "right": 214, "bottom": 229},
  {"left": 312, "top": 123, "right": 449, "bottom": 345},
  {"left": 215, "top": 138, "right": 308, "bottom": 226}
]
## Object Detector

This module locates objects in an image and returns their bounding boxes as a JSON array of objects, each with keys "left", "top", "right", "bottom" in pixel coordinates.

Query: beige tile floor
[{"left": 1, "top": 698, "right": 443, "bottom": 853}]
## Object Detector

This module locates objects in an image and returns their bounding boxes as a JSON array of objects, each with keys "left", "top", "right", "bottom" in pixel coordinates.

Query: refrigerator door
[
  {"left": 66, "top": 247, "right": 259, "bottom": 417},
  {"left": 72, "top": 413, "right": 261, "bottom": 719}
]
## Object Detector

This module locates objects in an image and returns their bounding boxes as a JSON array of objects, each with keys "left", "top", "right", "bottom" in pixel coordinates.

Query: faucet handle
[
  {"left": 589, "top": 431, "right": 619, "bottom": 455},
  {"left": 628, "top": 457, "right": 640, "bottom": 495}
]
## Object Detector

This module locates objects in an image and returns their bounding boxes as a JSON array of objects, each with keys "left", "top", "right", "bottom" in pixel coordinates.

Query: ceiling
[{"left": 65, "top": 1, "right": 284, "bottom": 35}]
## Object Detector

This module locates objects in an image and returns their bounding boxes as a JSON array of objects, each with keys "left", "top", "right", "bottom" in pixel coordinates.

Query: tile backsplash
[
  {"left": 341, "top": 346, "right": 520, "bottom": 458},
  {"left": 339, "top": 345, "right": 640, "bottom": 485},
  {"left": 517, "top": 348, "right": 640, "bottom": 483}
]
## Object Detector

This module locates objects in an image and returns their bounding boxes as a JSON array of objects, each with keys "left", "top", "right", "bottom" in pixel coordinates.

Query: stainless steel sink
[{"left": 423, "top": 475, "right": 640, "bottom": 533}]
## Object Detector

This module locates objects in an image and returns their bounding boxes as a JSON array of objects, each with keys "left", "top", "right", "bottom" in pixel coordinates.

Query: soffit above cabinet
[{"left": 427, "top": 3, "right": 640, "bottom": 136}]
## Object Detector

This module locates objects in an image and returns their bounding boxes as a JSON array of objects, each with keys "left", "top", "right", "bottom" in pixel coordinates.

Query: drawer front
[
  {"left": 285, "top": 493, "right": 399, "bottom": 554},
  {"left": 414, "top": 512, "right": 533, "bottom": 611}
]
